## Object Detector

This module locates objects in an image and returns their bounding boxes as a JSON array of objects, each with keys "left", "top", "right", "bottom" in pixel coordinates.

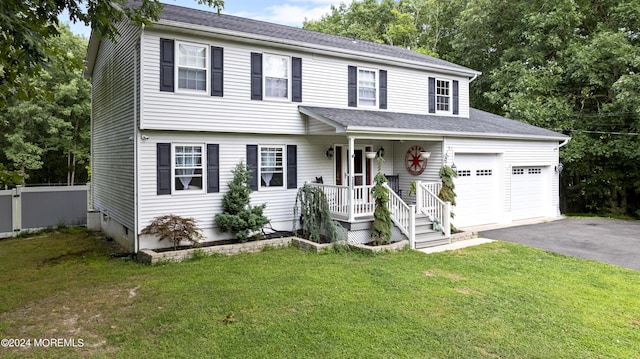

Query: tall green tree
[
  {"left": 0, "top": 0, "right": 224, "bottom": 106},
  {"left": 308, "top": 0, "right": 640, "bottom": 217},
  {"left": 0, "top": 25, "right": 91, "bottom": 185}
]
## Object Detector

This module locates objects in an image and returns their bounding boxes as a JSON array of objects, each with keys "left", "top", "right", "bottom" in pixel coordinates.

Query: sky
[{"left": 65, "top": 0, "right": 347, "bottom": 38}]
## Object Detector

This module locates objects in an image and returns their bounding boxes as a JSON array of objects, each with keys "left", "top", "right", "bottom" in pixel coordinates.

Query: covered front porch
[{"left": 299, "top": 106, "right": 453, "bottom": 248}]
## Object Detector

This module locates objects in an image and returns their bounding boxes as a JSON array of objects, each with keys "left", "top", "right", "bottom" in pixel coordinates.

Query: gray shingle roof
[
  {"left": 158, "top": 3, "right": 477, "bottom": 74},
  {"left": 299, "top": 106, "right": 568, "bottom": 140}
]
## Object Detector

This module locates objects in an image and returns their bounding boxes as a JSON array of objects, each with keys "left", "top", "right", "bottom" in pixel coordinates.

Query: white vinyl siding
[
  {"left": 141, "top": 31, "right": 471, "bottom": 135},
  {"left": 136, "top": 133, "right": 395, "bottom": 245},
  {"left": 91, "top": 21, "right": 138, "bottom": 233}
]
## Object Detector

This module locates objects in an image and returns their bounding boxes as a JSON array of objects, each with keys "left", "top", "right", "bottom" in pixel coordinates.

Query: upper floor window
[
  {"left": 264, "top": 54, "right": 289, "bottom": 99},
  {"left": 358, "top": 69, "right": 377, "bottom": 106},
  {"left": 177, "top": 42, "right": 207, "bottom": 92},
  {"left": 174, "top": 144, "right": 204, "bottom": 192},
  {"left": 348, "top": 66, "right": 386, "bottom": 109},
  {"left": 436, "top": 79, "right": 450, "bottom": 112}
]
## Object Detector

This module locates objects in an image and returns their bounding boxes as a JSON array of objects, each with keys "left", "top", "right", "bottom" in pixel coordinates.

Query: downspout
[
  {"left": 558, "top": 138, "right": 570, "bottom": 148},
  {"left": 133, "top": 23, "right": 144, "bottom": 254},
  {"left": 469, "top": 73, "right": 480, "bottom": 83}
]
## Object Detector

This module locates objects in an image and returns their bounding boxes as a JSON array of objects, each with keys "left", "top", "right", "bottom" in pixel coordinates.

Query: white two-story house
[{"left": 84, "top": 3, "right": 569, "bottom": 252}]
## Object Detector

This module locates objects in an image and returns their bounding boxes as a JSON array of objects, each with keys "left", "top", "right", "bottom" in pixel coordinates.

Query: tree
[
  {"left": 449, "top": 0, "right": 640, "bottom": 217},
  {"left": 371, "top": 158, "right": 392, "bottom": 245},
  {"left": 0, "top": 25, "right": 91, "bottom": 185},
  {"left": 214, "top": 162, "right": 269, "bottom": 242},
  {"left": 0, "top": 0, "right": 224, "bottom": 106},
  {"left": 141, "top": 214, "right": 205, "bottom": 251}
]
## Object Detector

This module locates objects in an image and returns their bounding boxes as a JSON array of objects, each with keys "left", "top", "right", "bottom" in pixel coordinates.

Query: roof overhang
[{"left": 299, "top": 106, "right": 569, "bottom": 142}]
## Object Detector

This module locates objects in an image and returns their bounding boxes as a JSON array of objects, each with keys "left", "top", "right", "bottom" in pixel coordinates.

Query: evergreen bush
[{"left": 214, "top": 161, "right": 269, "bottom": 242}]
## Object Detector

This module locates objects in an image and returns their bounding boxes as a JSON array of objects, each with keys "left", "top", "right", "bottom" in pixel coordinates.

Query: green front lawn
[{"left": 1, "top": 230, "right": 639, "bottom": 358}]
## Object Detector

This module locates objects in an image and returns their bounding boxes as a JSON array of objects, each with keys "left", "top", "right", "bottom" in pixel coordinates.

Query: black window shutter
[
  {"left": 250, "top": 53, "right": 263, "bottom": 100},
  {"left": 211, "top": 46, "right": 223, "bottom": 97},
  {"left": 452, "top": 80, "right": 459, "bottom": 115},
  {"left": 246, "top": 145, "right": 258, "bottom": 190},
  {"left": 292, "top": 57, "right": 302, "bottom": 102},
  {"left": 287, "top": 145, "right": 297, "bottom": 189},
  {"left": 160, "top": 39, "right": 175, "bottom": 92},
  {"left": 157, "top": 143, "right": 171, "bottom": 195},
  {"left": 207, "top": 144, "right": 220, "bottom": 193},
  {"left": 428, "top": 77, "right": 436, "bottom": 113},
  {"left": 379, "top": 70, "right": 387, "bottom": 109},
  {"left": 348, "top": 66, "right": 357, "bottom": 107}
]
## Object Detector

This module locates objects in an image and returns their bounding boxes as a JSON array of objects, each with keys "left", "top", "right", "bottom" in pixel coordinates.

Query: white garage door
[
  {"left": 454, "top": 154, "right": 499, "bottom": 227},
  {"left": 511, "top": 167, "right": 547, "bottom": 220}
]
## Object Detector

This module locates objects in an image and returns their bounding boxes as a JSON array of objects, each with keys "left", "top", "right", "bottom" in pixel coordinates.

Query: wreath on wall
[{"left": 405, "top": 145, "right": 428, "bottom": 176}]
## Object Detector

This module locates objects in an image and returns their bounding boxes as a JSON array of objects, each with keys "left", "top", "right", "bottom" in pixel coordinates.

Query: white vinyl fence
[{"left": 0, "top": 185, "right": 89, "bottom": 238}]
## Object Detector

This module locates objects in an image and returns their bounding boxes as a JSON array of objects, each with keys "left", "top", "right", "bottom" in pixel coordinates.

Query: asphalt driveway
[{"left": 479, "top": 217, "right": 640, "bottom": 271}]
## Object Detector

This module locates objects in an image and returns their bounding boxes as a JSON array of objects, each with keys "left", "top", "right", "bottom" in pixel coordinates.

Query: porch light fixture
[
  {"left": 325, "top": 146, "right": 334, "bottom": 159},
  {"left": 365, "top": 151, "right": 377, "bottom": 159},
  {"left": 419, "top": 151, "right": 431, "bottom": 159},
  {"left": 376, "top": 147, "right": 385, "bottom": 158},
  {"left": 451, "top": 163, "right": 457, "bottom": 172},
  {"left": 555, "top": 163, "right": 564, "bottom": 174}
]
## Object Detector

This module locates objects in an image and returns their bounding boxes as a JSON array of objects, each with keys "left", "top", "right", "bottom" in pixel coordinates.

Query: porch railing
[
  {"left": 311, "top": 184, "right": 349, "bottom": 216},
  {"left": 415, "top": 181, "right": 451, "bottom": 238},
  {"left": 384, "top": 183, "right": 416, "bottom": 248}
]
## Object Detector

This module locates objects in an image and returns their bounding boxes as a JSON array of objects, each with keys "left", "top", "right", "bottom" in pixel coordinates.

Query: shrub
[
  {"left": 214, "top": 161, "right": 269, "bottom": 242},
  {"left": 293, "top": 184, "right": 339, "bottom": 243},
  {"left": 141, "top": 214, "right": 205, "bottom": 251},
  {"left": 371, "top": 158, "right": 392, "bottom": 245}
]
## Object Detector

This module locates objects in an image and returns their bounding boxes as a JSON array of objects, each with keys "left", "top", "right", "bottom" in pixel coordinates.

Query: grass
[{"left": 1, "top": 230, "right": 639, "bottom": 358}]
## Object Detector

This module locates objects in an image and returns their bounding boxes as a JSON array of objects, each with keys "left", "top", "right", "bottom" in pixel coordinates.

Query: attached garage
[
  {"left": 511, "top": 166, "right": 549, "bottom": 220},
  {"left": 453, "top": 153, "right": 500, "bottom": 227}
]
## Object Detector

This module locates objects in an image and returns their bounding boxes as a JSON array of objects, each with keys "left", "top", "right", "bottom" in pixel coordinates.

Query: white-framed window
[
  {"left": 264, "top": 54, "right": 289, "bottom": 99},
  {"left": 259, "top": 145, "right": 285, "bottom": 189},
  {"left": 177, "top": 42, "right": 207, "bottom": 92},
  {"left": 173, "top": 144, "right": 204, "bottom": 193},
  {"left": 358, "top": 68, "right": 377, "bottom": 106},
  {"left": 436, "top": 79, "right": 451, "bottom": 113}
]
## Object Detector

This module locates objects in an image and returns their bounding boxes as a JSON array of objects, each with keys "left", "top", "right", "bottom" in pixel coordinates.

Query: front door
[{"left": 336, "top": 147, "right": 366, "bottom": 186}]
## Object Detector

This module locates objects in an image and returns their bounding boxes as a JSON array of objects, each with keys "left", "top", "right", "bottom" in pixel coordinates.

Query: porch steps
[{"left": 413, "top": 214, "right": 450, "bottom": 249}]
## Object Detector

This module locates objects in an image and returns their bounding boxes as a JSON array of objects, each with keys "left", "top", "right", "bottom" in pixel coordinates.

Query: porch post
[
  {"left": 348, "top": 136, "right": 355, "bottom": 221},
  {"left": 415, "top": 180, "right": 423, "bottom": 211}
]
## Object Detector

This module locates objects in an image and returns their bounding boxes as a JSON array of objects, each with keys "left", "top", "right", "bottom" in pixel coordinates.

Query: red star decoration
[{"left": 410, "top": 154, "right": 421, "bottom": 170}]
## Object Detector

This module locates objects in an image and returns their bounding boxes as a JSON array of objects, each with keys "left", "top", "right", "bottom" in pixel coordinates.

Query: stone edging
[
  {"left": 137, "top": 237, "right": 413, "bottom": 263},
  {"left": 450, "top": 231, "right": 478, "bottom": 243},
  {"left": 137, "top": 237, "right": 292, "bottom": 264}
]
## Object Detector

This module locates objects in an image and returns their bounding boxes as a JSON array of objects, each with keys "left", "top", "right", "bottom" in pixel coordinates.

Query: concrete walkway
[{"left": 418, "top": 217, "right": 562, "bottom": 254}]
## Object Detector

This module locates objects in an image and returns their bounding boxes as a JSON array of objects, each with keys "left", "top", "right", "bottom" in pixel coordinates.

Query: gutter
[{"left": 345, "top": 126, "right": 570, "bottom": 142}]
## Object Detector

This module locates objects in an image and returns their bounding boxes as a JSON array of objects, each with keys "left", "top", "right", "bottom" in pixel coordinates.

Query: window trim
[
  {"left": 258, "top": 145, "right": 287, "bottom": 191},
  {"left": 263, "top": 53, "right": 291, "bottom": 101},
  {"left": 435, "top": 78, "right": 452, "bottom": 114},
  {"left": 357, "top": 67, "right": 378, "bottom": 107},
  {"left": 172, "top": 143, "right": 206, "bottom": 194},
  {"left": 175, "top": 41, "right": 209, "bottom": 94}
]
